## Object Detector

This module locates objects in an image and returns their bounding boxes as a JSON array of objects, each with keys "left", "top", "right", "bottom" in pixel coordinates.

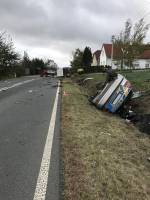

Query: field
[
  {"left": 61, "top": 77, "right": 150, "bottom": 200},
  {"left": 83, "top": 70, "right": 150, "bottom": 91}
]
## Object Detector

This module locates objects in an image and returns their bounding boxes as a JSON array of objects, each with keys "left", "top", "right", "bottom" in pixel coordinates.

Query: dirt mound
[
  {"left": 129, "top": 92, "right": 150, "bottom": 135},
  {"left": 133, "top": 114, "right": 150, "bottom": 135},
  {"left": 132, "top": 92, "right": 150, "bottom": 114},
  {"left": 83, "top": 80, "right": 104, "bottom": 97}
]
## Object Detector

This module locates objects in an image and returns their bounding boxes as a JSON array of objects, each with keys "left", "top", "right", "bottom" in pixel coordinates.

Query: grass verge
[
  {"left": 85, "top": 70, "right": 150, "bottom": 90},
  {"left": 61, "top": 79, "right": 150, "bottom": 200}
]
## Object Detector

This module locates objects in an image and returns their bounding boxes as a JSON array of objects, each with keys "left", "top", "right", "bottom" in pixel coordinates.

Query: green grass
[
  {"left": 85, "top": 72, "right": 106, "bottom": 82},
  {"left": 83, "top": 70, "right": 150, "bottom": 90},
  {"left": 122, "top": 70, "right": 150, "bottom": 90},
  {"left": 61, "top": 79, "right": 150, "bottom": 200}
]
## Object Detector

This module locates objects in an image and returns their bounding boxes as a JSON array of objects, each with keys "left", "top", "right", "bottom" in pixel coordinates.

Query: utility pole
[
  {"left": 111, "top": 35, "right": 115, "bottom": 68},
  {"left": 121, "top": 48, "right": 128, "bottom": 69},
  {"left": 121, "top": 48, "right": 124, "bottom": 70}
]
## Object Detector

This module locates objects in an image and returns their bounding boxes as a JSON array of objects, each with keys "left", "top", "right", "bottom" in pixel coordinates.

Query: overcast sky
[{"left": 0, "top": 0, "right": 150, "bottom": 67}]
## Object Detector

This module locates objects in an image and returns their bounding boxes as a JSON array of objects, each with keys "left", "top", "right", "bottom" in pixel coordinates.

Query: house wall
[
  {"left": 100, "top": 46, "right": 107, "bottom": 66},
  {"left": 107, "top": 58, "right": 117, "bottom": 69},
  {"left": 100, "top": 46, "right": 117, "bottom": 69},
  {"left": 133, "top": 59, "right": 150, "bottom": 69},
  {"left": 107, "top": 58, "right": 111, "bottom": 66},
  {"left": 91, "top": 55, "right": 98, "bottom": 66}
]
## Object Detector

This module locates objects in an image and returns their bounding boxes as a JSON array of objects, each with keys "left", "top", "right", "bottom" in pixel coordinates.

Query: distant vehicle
[
  {"left": 40, "top": 69, "right": 56, "bottom": 77},
  {"left": 57, "top": 68, "right": 63, "bottom": 77},
  {"left": 40, "top": 69, "right": 47, "bottom": 77},
  {"left": 63, "top": 67, "right": 71, "bottom": 77}
]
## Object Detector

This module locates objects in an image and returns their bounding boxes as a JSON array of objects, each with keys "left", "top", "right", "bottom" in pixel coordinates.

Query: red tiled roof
[
  {"left": 102, "top": 43, "right": 150, "bottom": 60},
  {"left": 93, "top": 50, "right": 101, "bottom": 61},
  {"left": 103, "top": 44, "right": 112, "bottom": 58},
  {"left": 138, "top": 50, "right": 150, "bottom": 59},
  {"left": 102, "top": 43, "right": 121, "bottom": 59}
]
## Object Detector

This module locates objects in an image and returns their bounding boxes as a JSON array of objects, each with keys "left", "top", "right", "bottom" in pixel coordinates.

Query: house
[
  {"left": 100, "top": 43, "right": 150, "bottom": 69},
  {"left": 100, "top": 44, "right": 117, "bottom": 69},
  {"left": 91, "top": 50, "right": 101, "bottom": 66},
  {"left": 133, "top": 50, "right": 150, "bottom": 69}
]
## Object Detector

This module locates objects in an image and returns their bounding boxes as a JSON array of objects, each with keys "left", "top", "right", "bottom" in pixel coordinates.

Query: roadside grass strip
[{"left": 61, "top": 79, "right": 150, "bottom": 200}]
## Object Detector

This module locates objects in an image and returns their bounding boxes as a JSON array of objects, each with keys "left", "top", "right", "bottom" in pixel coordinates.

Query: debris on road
[
  {"left": 52, "top": 84, "right": 58, "bottom": 87},
  {"left": 1, "top": 87, "right": 8, "bottom": 91},
  {"left": 131, "top": 91, "right": 145, "bottom": 99}
]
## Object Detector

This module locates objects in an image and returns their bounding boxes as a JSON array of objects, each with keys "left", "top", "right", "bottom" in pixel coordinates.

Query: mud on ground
[{"left": 131, "top": 93, "right": 150, "bottom": 135}]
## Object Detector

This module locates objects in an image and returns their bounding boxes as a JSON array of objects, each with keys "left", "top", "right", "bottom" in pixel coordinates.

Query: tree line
[{"left": 0, "top": 31, "right": 57, "bottom": 79}]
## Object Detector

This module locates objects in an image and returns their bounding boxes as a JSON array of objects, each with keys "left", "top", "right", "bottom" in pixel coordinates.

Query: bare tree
[{"left": 113, "top": 18, "right": 150, "bottom": 69}]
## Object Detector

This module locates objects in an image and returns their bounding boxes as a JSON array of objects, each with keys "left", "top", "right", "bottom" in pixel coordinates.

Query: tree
[
  {"left": 82, "top": 47, "right": 92, "bottom": 67},
  {"left": 30, "top": 58, "right": 45, "bottom": 75},
  {"left": 45, "top": 59, "right": 58, "bottom": 71},
  {"left": 0, "top": 32, "right": 19, "bottom": 69},
  {"left": 132, "top": 18, "right": 149, "bottom": 44},
  {"left": 70, "top": 48, "right": 83, "bottom": 71},
  {"left": 22, "top": 53, "right": 49, "bottom": 75},
  {"left": 22, "top": 51, "right": 30, "bottom": 68},
  {"left": 0, "top": 31, "right": 21, "bottom": 78},
  {"left": 113, "top": 18, "right": 150, "bottom": 69},
  {"left": 131, "top": 18, "right": 150, "bottom": 65}
]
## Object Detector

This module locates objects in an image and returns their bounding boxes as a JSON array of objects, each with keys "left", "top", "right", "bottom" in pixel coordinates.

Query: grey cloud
[
  {"left": 0, "top": 0, "right": 145, "bottom": 42},
  {"left": 1, "top": 2, "right": 46, "bottom": 33},
  {"left": 0, "top": 0, "right": 149, "bottom": 66}
]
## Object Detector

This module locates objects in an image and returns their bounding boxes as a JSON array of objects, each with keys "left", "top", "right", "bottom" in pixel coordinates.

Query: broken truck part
[{"left": 91, "top": 74, "right": 133, "bottom": 113}]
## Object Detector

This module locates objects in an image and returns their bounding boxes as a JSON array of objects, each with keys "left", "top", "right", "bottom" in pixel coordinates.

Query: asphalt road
[{"left": 0, "top": 76, "right": 60, "bottom": 200}]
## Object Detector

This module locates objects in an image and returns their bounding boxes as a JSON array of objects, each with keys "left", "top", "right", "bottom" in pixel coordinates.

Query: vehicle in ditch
[{"left": 91, "top": 74, "right": 133, "bottom": 113}]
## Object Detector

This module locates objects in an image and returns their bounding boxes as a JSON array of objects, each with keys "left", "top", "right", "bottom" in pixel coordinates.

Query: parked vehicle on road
[
  {"left": 57, "top": 68, "right": 63, "bottom": 77},
  {"left": 40, "top": 69, "right": 56, "bottom": 77}
]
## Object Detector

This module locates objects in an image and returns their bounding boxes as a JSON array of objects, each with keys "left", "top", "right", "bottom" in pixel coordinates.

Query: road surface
[{"left": 0, "top": 76, "right": 60, "bottom": 200}]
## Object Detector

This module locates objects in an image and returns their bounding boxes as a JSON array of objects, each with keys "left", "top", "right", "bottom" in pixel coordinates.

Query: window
[
  {"left": 145, "top": 64, "right": 149, "bottom": 68},
  {"left": 133, "top": 64, "right": 140, "bottom": 68}
]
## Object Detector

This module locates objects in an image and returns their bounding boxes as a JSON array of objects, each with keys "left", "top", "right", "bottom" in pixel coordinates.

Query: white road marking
[
  {"left": 0, "top": 79, "right": 38, "bottom": 92},
  {"left": 33, "top": 81, "right": 60, "bottom": 200}
]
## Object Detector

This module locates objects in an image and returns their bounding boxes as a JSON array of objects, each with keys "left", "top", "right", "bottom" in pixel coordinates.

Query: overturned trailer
[{"left": 91, "top": 74, "right": 133, "bottom": 113}]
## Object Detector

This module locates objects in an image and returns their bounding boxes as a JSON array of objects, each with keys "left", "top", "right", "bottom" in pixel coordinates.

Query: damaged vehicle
[{"left": 90, "top": 71, "right": 133, "bottom": 113}]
